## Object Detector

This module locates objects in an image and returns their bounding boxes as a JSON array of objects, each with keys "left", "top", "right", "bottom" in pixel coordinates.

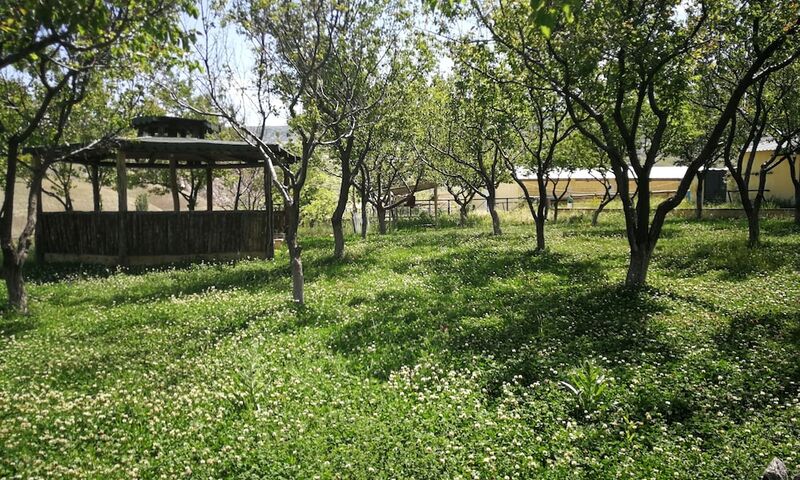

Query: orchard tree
[
  {"left": 185, "top": 0, "right": 356, "bottom": 304},
  {"left": 493, "top": 79, "right": 574, "bottom": 248},
  {"left": 311, "top": 0, "right": 410, "bottom": 258},
  {"left": 424, "top": 66, "right": 506, "bottom": 235},
  {"left": 765, "top": 63, "right": 800, "bottom": 225}
]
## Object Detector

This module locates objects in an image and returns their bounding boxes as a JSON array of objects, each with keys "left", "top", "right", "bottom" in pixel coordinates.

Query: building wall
[
  {"left": 728, "top": 151, "right": 798, "bottom": 203},
  {"left": 422, "top": 177, "right": 692, "bottom": 203}
]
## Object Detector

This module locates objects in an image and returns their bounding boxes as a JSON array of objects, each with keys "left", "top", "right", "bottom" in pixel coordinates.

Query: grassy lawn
[{"left": 1, "top": 214, "right": 799, "bottom": 479}]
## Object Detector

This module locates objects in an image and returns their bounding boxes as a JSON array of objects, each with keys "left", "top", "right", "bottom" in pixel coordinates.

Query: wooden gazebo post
[
  {"left": 90, "top": 162, "right": 101, "bottom": 212},
  {"left": 169, "top": 155, "right": 180, "bottom": 211},
  {"left": 116, "top": 150, "right": 128, "bottom": 265},
  {"left": 33, "top": 155, "right": 44, "bottom": 265},
  {"left": 206, "top": 161, "right": 214, "bottom": 211},
  {"left": 264, "top": 158, "right": 274, "bottom": 260}
]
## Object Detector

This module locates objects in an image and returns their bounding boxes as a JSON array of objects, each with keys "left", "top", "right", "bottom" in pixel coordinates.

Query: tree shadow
[
  {"left": 327, "top": 242, "right": 673, "bottom": 393},
  {"left": 656, "top": 237, "right": 800, "bottom": 280},
  {"left": 712, "top": 310, "right": 800, "bottom": 410},
  {"left": 0, "top": 315, "right": 36, "bottom": 337}
]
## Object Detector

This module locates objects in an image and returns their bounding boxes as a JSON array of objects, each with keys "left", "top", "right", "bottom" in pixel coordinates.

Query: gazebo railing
[{"left": 37, "top": 210, "right": 285, "bottom": 264}]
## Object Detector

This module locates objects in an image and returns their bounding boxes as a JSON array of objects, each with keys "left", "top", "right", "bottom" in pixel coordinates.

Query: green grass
[{"left": 1, "top": 215, "right": 799, "bottom": 479}]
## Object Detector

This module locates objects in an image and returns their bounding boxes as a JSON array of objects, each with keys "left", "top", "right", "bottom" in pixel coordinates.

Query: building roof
[
  {"left": 745, "top": 138, "right": 779, "bottom": 153},
  {"left": 515, "top": 165, "right": 690, "bottom": 181},
  {"left": 132, "top": 116, "right": 219, "bottom": 137}
]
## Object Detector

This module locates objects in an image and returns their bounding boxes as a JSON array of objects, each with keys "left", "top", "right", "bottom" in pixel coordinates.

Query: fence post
[{"left": 116, "top": 150, "right": 128, "bottom": 265}]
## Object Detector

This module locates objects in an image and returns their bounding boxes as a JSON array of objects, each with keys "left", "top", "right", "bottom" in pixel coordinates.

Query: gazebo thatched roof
[{"left": 25, "top": 135, "right": 297, "bottom": 169}]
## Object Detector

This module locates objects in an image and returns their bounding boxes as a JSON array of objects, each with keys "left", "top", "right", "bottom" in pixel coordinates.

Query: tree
[
  {"left": 762, "top": 62, "right": 800, "bottom": 226},
  {"left": 37, "top": 77, "right": 148, "bottom": 212},
  {"left": 0, "top": 0, "right": 195, "bottom": 312},
  {"left": 310, "top": 0, "right": 409, "bottom": 258},
  {"left": 491, "top": 72, "right": 574, "bottom": 250},
  {"left": 424, "top": 69, "right": 506, "bottom": 235},
  {"left": 184, "top": 0, "right": 356, "bottom": 304},
  {"left": 356, "top": 138, "right": 424, "bottom": 234},
  {"left": 477, "top": 0, "right": 800, "bottom": 286},
  {"left": 589, "top": 166, "right": 618, "bottom": 226}
]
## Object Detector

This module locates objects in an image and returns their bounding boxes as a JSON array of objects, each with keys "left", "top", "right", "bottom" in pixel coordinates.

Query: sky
[{"left": 180, "top": 2, "right": 459, "bottom": 127}]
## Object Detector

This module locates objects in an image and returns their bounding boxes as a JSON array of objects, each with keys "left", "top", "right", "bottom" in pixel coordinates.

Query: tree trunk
[
  {"left": 747, "top": 208, "right": 760, "bottom": 247},
  {"left": 169, "top": 157, "right": 180, "bottom": 212},
  {"left": 591, "top": 204, "right": 605, "bottom": 226},
  {"left": 552, "top": 201, "right": 560, "bottom": 223},
  {"left": 234, "top": 172, "right": 242, "bottom": 211},
  {"left": 459, "top": 205, "right": 468, "bottom": 227},
  {"left": 360, "top": 191, "right": 368, "bottom": 239},
  {"left": 377, "top": 206, "right": 387, "bottom": 234},
  {"left": 285, "top": 203, "right": 304, "bottom": 305},
  {"left": 795, "top": 186, "right": 800, "bottom": 226},
  {"left": 331, "top": 175, "right": 350, "bottom": 259},
  {"left": 91, "top": 164, "right": 102, "bottom": 212},
  {"left": 331, "top": 214, "right": 345, "bottom": 257},
  {"left": 789, "top": 158, "right": 800, "bottom": 226},
  {"left": 2, "top": 255, "right": 26, "bottom": 313},
  {"left": 534, "top": 213, "right": 546, "bottom": 251},
  {"left": 487, "top": 196, "right": 502, "bottom": 235},
  {"left": 625, "top": 245, "right": 652, "bottom": 288},
  {"left": 695, "top": 170, "right": 706, "bottom": 220}
]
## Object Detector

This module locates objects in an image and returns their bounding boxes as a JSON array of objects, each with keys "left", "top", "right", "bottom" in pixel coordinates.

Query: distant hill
[
  {"left": 246, "top": 125, "right": 294, "bottom": 145},
  {"left": 0, "top": 176, "right": 209, "bottom": 237}
]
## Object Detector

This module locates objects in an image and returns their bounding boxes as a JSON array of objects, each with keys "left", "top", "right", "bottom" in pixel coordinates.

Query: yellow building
[
  {"left": 731, "top": 141, "right": 799, "bottom": 204},
  {"left": 423, "top": 166, "right": 693, "bottom": 206}
]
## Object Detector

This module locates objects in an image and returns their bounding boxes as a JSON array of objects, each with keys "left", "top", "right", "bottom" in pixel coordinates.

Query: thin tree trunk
[
  {"left": 592, "top": 201, "right": 609, "bottom": 226},
  {"left": 625, "top": 245, "right": 653, "bottom": 287},
  {"left": 795, "top": 186, "right": 800, "bottom": 226},
  {"left": 1, "top": 139, "right": 29, "bottom": 312},
  {"left": 169, "top": 157, "right": 180, "bottom": 212},
  {"left": 695, "top": 170, "right": 706, "bottom": 220},
  {"left": 360, "top": 189, "right": 368, "bottom": 239},
  {"left": 789, "top": 158, "right": 800, "bottom": 226},
  {"left": 331, "top": 174, "right": 350, "bottom": 259},
  {"left": 552, "top": 201, "right": 560, "bottom": 223},
  {"left": 285, "top": 203, "right": 304, "bottom": 304},
  {"left": 377, "top": 206, "right": 387, "bottom": 234},
  {"left": 459, "top": 205, "right": 468, "bottom": 227},
  {"left": 534, "top": 213, "right": 546, "bottom": 251},
  {"left": 747, "top": 212, "right": 760, "bottom": 247},
  {"left": 234, "top": 171, "right": 242, "bottom": 211},
  {"left": 487, "top": 195, "right": 502, "bottom": 235},
  {"left": 2, "top": 255, "right": 26, "bottom": 313},
  {"left": 2, "top": 155, "right": 43, "bottom": 313}
]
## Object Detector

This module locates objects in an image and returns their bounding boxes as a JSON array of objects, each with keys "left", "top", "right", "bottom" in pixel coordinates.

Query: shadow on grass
[
  {"left": 703, "top": 309, "right": 800, "bottom": 422},
  {"left": 656, "top": 237, "right": 800, "bottom": 280},
  {"left": 326, "top": 242, "right": 674, "bottom": 392},
  {"left": 35, "top": 237, "right": 388, "bottom": 310}
]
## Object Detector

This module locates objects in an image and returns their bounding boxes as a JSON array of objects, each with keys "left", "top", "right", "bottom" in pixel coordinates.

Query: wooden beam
[
  {"left": 264, "top": 158, "right": 274, "bottom": 260},
  {"left": 59, "top": 159, "right": 266, "bottom": 170},
  {"left": 116, "top": 150, "right": 128, "bottom": 265},
  {"left": 206, "top": 162, "right": 214, "bottom": 211},
  {"left": 169, "top": 155, "right": 180, "bottom": 211},
  {"left": 32, "top": 155, "right": 44, "bottom": 265},
  {"left": 91, "top": 162, "right": 101, "bottom": 212}
]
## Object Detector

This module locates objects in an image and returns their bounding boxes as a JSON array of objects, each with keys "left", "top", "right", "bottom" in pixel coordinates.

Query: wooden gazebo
[{"left": 28, "top": 116, "right": 294, "bottom": 265}]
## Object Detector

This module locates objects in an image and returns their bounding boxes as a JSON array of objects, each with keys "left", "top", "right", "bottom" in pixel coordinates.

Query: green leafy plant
[
  {"left": 134, "top": 193, "right": 149, "bottom": 212},
  {"left": 559, "top": 360, "right": 609, "bottom": 413}
]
